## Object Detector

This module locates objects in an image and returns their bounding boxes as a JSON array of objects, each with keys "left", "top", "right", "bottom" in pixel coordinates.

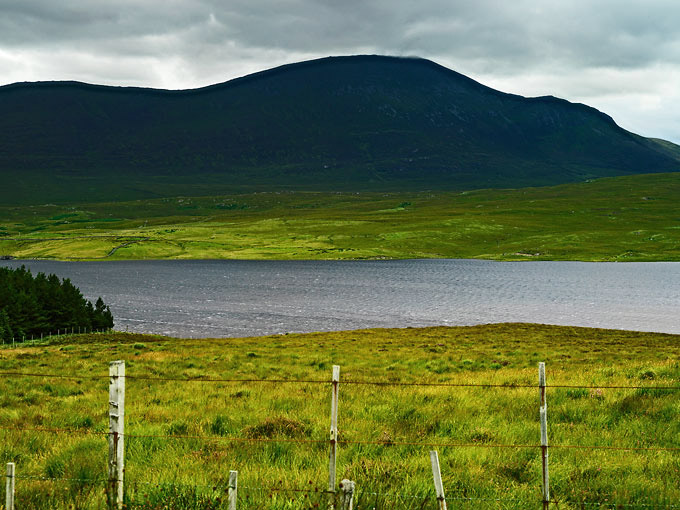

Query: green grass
[
  {"left": 1, "top": 324, "right": 679, "bottom": 508},
  {"left": 1, "top": 173, "right": 680, "bottom": 261}
]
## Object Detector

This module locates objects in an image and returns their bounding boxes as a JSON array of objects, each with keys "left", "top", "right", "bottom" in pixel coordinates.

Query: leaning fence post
[
  {"left": 539, "top": 362, "right": 549, "bottom": 509},
  {"left": 328, "top": 365, "right": 340, "bottom": 509},
  {"left": 108, "top": 361, "right": 125, "bottom": 510},
  {"left": 338, "top": 479, "right": 355, "bottom": 510},
  {"left": 6, "top": 462, "right": 15, "bottom": 510},
  {"left": 228, "top": 470, "right": 238, "bottom": 510},
  {"left": 430, "top": 450, "right": 447, "bottom": 510}
]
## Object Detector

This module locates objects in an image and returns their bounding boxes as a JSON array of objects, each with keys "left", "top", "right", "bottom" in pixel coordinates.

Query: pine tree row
[{"left": 0, "top": 266, "right": 114, "bottom": 341}]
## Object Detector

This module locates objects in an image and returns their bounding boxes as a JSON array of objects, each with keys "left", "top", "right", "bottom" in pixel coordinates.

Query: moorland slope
[
  {"left": 1, "top": 55, "right": 679, "bottom": 204},
  {"left": 1, "top": 172, "right": 679, "bottom": 261}
]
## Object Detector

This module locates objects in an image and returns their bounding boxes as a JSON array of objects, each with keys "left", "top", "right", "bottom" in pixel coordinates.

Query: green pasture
[
  {"left": 1, "top": 172, "right": 680, "bottom": 261},
  {"left": 1, "top": 323, "right": 679, "bottom": 508}
]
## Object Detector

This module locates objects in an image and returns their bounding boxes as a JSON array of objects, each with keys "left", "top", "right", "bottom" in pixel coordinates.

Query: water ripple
[{"left": 2, "top": 259, "right": 678, "bottom": 338}]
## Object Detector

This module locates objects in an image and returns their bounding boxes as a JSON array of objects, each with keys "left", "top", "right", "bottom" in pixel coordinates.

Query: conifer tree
[
  {"left": 0, "top": 309, "right": 11, "bottom": 341},
  {"left": 0, "top": 266, "right": 114, "bottom": 341}
]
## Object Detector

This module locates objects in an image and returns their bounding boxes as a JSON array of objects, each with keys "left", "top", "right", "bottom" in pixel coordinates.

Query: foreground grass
[
  {"left": 0, "top": 323, "right": 679, "bottom": 509},
  {"left": 1, "top": 173, "right": 680, "bottom": 261}
]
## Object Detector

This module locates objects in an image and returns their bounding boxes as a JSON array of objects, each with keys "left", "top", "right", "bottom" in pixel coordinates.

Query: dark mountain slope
[{"left": 1, "top": 55, "right": 678, "bottom": 204}]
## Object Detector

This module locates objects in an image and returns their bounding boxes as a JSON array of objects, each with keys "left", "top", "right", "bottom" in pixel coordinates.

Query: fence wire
[
  {"left": 1, "top": 369, "right": 679, "bottom": 390},
  {"left": 15, "top": 474, "right": 107, "bottom": 484},
  {"left": 575, "top": 503, "right": 680, "bottom": 509},
  {"left": 2, "top": 364, "right": 678, "bottom": 508}
]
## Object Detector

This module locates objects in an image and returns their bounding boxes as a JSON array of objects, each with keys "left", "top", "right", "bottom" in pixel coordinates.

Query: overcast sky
[{"left": 1, "top": 0, "right": 679, "bottom": 143}]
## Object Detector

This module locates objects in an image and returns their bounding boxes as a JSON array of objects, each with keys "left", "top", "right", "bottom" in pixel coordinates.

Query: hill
[{"left": 1, "top": 55, "right": 679, "bottom": 205}]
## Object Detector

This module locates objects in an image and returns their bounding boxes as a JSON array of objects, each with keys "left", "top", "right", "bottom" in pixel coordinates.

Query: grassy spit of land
[
  {"left": 1, "top": 173, "right": 680, "bottom": 261},
  {"left": 1, "top": 323, "right": 679, "bottom": 509}
]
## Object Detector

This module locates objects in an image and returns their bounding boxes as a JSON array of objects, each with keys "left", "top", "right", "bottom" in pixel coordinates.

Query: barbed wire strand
[
  {"left": 132, "top": 480, "right": 227, "bottom": 490},
  {"left": 0, "top": 371, "right": 108, "bottom": 380},
  {"left": 546, "top": 384, "right": 680, "bottom": 390},
  {"left": 240, "top": 486, "right": 332, "bottom": 495},
  {"left": 576, "top": 503, "right": 679, "bottom": 509},
  {"left": 358, "top": 486, "right": 512, "bottom": 499},
  {"left": 128, "top": 375, "right": 330, "bottom": 384},
  {"left": 122, "top": 432, "right": 680, "bottom": 451},
  {"left": 446, "top": 496, "right": 516, "bottom": 503},
  {"left": 1, "top": 370, "right": 679, "bottom": 390},
  {"left": 15, "top": 475, "right": 107, "bottom": 484},
  {"left": 359, "top": 490, "right": 432, "bottom": 501},
  {"left": 345, "top": 381, "right": 680, "bottom": 390},
  {"left": 0, "top": 425, "right": 109, "bottom": 436},
  {"left": 125, "top": 432, "right": 326, "bottom": 444}
]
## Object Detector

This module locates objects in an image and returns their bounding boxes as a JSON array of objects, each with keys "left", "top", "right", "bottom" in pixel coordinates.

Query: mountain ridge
[
  {"left": 1, "top": 55, "right": 678, "bottom": 204},
  {"left": 0, "top": 55, "right": 629, "bottom": 129}
]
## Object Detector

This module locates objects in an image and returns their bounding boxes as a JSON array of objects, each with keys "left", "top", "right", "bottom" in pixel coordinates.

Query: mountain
[{"left": 1, "top": 55, "right": 679, "bottom": 204}]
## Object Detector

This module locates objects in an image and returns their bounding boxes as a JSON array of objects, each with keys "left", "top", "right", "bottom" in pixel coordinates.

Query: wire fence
[
  {"left": 2, "top": 369, "right": 680, "bottom": 390},
  {"left": 1, "top": 363, "right": 679, "bottom": 509},
  {"left": 0, "top": 328, "right": 113, "bottom": 347}
]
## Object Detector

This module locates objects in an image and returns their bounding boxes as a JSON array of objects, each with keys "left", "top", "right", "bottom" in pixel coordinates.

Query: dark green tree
[
  {"left": 92, "top": 297, "right": 114, "bottom": 331},
  {"left": 0, "top": 266, "right": 114, "bottom": 341}
]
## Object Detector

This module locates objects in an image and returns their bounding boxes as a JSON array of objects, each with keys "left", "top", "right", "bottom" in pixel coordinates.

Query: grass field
[
  {"left": 1, "top": 323, "right": 679, "bottom": 508},
  {"left": 1, "top": 172, "right": 680, "bottom": 261}
]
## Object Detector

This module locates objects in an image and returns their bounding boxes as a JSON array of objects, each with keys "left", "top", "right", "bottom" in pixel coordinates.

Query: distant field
[
  {"left": 1, "top": 323, "right": 679, "bottom": 508},
  {"left": 1, "top": 172, "right": 680, "bottom": 261}
]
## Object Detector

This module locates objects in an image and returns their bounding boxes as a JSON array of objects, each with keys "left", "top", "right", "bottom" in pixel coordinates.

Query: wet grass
[
  {"left": 1, "top": 323, "right": 679, "bottom": 508},
  {"left": 2, "top": 173, "right": 680, "bottom": 261}
]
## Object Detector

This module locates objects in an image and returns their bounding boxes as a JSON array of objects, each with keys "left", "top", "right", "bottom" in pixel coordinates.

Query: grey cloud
[
  {"left": 4, "top": 0, "right": 679, "bottom": 70},
  {"left": 0, "top": 1, "right": 205, "bottom": 47}
]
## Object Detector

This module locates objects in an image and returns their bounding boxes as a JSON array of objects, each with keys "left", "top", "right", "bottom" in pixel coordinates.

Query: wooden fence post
[
  {"left": 539, "top": 362, "right": 549, "bottom": 509},
  {"left": 430, "top": 450, "right": 447, "bottom": 510},
  {"left": 338, "top": 479, "right": 355, "bottom": 510},
  {"left": 108, "top": 361, "right": 125, "bottom": 510},
  {"left": 328, "top": 365, "right": 340, "bottom": 509},
  {"left": 228, "top": 470, "right": 238, "bottom": 510},
  {"left": 5, "top": 462, "right": 15, "bottom": 510}
]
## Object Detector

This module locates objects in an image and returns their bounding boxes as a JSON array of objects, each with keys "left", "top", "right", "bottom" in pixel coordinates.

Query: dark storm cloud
[{"left": 1, "top": 0, "right": 679, "bottom": 141}]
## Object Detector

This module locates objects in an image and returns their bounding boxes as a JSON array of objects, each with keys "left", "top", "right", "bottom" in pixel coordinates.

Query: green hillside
[
  {"left": 1, "top": 172, "right": 679, "bottom": 261},
  {"left": 1, "top": 55, "right": 679, "bottom": 205}
]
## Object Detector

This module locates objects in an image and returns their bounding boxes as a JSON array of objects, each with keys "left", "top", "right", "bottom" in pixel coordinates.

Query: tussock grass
[{"left": 0, "top": 323, "right": 679, "bottom": 508}]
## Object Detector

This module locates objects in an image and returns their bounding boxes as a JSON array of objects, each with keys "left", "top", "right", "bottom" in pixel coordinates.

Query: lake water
[{"left": 1, "top": 259, "right": 679, "bottom": 337}]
